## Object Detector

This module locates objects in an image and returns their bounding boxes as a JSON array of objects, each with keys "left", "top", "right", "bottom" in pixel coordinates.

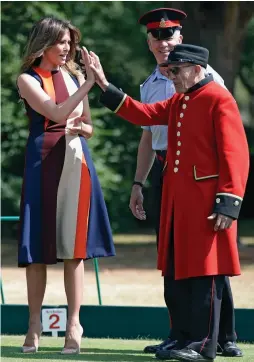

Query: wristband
[{"left": 133, "top": 181, "right": 144, "bottom": 188}]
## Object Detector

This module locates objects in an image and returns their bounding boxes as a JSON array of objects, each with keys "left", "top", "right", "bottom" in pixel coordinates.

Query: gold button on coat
[
  {"left": 176, "top": 150, "right": 180, "bottom": 155},
  {"left": 180, "top": 113, "right": 184, "bottom": 118},
  {"left": 174, "top": 167, "right": 178, "bottom": 173},
  {"left": 216, "top": 198, "right": 220, "bottom": 203},
  {"left": 182, "top": 104, "right": 187, "bottom": 109},
  {"left": 177, "top": 131, "right": 181, "bottom": 137},
  {"left": 234, "top": 200, "right": 240, "bottom": 206},
  {"left": 184, "top": 96, "right": 190, "bottom": 101},
  {"left": 178, "top": 141, "right": 181, "bottom": 146},
  {"left": 177, "top": 122, "right": 181, "bottom": 127},
  {"left": 175, "top": 160, "right": 179, "bottom": 165}
]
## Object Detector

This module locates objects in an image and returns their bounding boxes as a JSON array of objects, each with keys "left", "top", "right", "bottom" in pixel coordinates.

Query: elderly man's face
[
  {"left": 147, "top": 31, "right": 183, "bottom": 65},
  {"left": 166, "top": 63, "right": 197, "bottom": 93}
]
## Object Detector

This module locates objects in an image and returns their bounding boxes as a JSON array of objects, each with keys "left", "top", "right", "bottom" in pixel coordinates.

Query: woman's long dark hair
[{"left": 20, "top": 17, "right": 82, "bottom": 77}]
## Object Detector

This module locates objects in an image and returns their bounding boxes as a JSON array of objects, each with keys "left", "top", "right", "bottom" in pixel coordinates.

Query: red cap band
[{"left": 147, "top": 20, "right": 180, "bottom": 29}]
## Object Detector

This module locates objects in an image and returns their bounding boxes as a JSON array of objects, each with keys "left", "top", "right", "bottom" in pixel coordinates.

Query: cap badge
[{"left": 159, "top": 18, "right": 166, "bottom": 28}]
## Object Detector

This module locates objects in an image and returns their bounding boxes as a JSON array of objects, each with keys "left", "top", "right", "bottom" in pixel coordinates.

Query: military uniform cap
[
  {"left": 159, "top": 44, "right": 209, "bottom": 68},
  {"left": 138, "top": 8, "right": 187, "bottom": 40}
]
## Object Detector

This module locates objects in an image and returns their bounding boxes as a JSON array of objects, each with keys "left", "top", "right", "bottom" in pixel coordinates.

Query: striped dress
[{"left": 18, "top": 66, "right": 115, "bottom": 266}]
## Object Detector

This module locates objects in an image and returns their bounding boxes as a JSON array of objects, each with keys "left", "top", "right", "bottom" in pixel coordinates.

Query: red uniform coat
[{"left": 102, "top": 80, "right": 249, "bottom": 280}]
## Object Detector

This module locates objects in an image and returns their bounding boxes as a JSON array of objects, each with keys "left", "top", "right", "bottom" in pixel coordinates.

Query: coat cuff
[
  {"left": 213, "top": 193, "right": 243, "bottom": 219},
  {"left": 100, "top": 83, "right": 127, "bottom": 112}
]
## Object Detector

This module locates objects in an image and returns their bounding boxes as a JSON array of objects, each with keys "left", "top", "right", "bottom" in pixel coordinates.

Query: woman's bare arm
[{"left": 17, "top": 73, "right": 94, "bottom": 124}]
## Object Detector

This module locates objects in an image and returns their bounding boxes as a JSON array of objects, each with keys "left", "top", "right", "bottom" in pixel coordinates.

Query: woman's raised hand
[
  {"left": 79, "top": 47, "right": 109, "bottom": 91},
  {"left": 82, "top": 47, "right": 109, "bottom": 90}
]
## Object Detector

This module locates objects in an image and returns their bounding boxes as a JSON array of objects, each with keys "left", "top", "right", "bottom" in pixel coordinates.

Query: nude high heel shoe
[
  {"left": 61, "top": 324, "right": 83, "bottom": 354},
  {"left": 22, "top": 345, "right": 38, "bottom": 353},
  {"left": 21, "top": 323, "right": 43, "bottom": 353}
]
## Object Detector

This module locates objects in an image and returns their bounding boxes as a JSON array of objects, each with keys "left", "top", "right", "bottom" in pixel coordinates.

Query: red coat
[{"left": 102, "top": 80, "right": 249, "bottom": 279}]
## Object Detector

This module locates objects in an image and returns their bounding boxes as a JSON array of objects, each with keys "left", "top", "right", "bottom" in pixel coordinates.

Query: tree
[
  {"left": 1, "top": 2, "right": 65, "bottom": 216},
  {"left": 170, "top": 1, "right": 254, "bottom": 92},
  {"left": 1, "top": 1, "right": 253, "bottom": 232},
  {"left": 239, "top": 17, "right": 254, "bottom": 95},
  {"left": 239, "top": 17, "right": 254, "bottom": 133},
  {"left": 1, "top": 1, "right": 159, "bottom": 230}
]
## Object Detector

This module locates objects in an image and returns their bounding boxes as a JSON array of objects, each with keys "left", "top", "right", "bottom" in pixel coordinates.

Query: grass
[
  {"left": 238, "top": 219, "right": 254, "bottom": 245},
  {"left": 113, "top": 233, "right": 156, "bottom": 244},
  {"left": 113, "top": 219, "right": 254, "bottom": 245},
  {"left": 1, "top": 336, "right": 254, "bottom": 362}
]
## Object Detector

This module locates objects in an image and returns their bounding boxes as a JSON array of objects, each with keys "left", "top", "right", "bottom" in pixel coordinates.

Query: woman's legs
[
  {"left": 23, "top": 264, "right": 47, "bottom": 348},
  {"left": 63, "top": 259, "right": 84, "bottom": 351}
]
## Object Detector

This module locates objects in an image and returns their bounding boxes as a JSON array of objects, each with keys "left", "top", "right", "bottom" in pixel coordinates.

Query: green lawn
[
  {"left": 1, "top": 336, "right": 254, "bottom": 362},
  {"left": 113, "top": 218, "right": 254, "bottom": 245}
]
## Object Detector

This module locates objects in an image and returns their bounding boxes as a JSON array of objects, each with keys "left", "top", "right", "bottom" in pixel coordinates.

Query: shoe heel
[
  {"left": 22, "top": 323, "right": 42, "bottom": 353},
  {"left": 61, "top": 347, "right": 80, "bottom": 355},
  {"left": 61, "top": 323, "right": 83, "bottom": 355},
  {"left": 21, "top": 345, "right": 38, "bottom": 353}
]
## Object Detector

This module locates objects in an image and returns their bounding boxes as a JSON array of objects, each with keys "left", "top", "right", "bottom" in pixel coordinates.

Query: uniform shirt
[{"left": 140, "top": 64, "right": 225, "bottom": 151}]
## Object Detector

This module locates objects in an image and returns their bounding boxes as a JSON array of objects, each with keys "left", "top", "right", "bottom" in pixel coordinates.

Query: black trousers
[
  {"left": 151, "top": 152, "right": 165, "bottom": 244},
  {"left": 164, "top": 276, "right": 237, "bottom": 347},
  {"left": 165, "top": 275, "right": 227, "bottom": 359},
  {"left": 152, "top": 152, "right": 237, "bottom": 348}
]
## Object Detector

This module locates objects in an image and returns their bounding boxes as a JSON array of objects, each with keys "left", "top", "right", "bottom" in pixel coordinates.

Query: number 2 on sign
[{"left": 49, "top": 314, "right": 60, "bottom": 329}]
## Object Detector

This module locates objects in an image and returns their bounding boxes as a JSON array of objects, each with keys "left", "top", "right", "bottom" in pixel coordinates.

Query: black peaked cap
[
  {"left": 138, "top": 8, "right": 187, "bottom": 40},
  {"left": 159, "top": 44, "right": 209, "bottom": 68},
  {"left": 138, "top": 8, "right": 187, "bottom": 27}
]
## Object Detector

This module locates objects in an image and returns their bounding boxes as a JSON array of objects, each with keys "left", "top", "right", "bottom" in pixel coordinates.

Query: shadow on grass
[
  {"left": 1, "top": 346, "right": 160, "bottom": 361},
  {"left": 2, "top": 240, "right": 254, "bottom": 269}
]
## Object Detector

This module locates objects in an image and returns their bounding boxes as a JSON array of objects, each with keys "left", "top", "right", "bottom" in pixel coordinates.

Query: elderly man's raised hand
[
  {"left": 81, "top": 48, "right": 109, "bottom": 91},
  {"left": 89, "top": 51, "right": 109, "bottom": 91}
]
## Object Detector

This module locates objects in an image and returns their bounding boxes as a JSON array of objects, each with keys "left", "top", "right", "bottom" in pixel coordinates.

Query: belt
[{"left": 156, "top": 150, "right": 167, "bottom": 163}]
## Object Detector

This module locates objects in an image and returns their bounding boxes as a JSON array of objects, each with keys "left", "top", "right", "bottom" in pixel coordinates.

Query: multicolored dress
[{"left": 18, "top": 66, "right": 115, "bottom": 266}]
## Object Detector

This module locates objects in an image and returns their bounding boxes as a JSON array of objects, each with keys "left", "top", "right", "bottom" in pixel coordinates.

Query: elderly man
[
  {"left": 129, "top": 8, "right": 243, "bottom": 359},
  {"left": 84, "top": 43, "right": 249, "bottom": 361}
]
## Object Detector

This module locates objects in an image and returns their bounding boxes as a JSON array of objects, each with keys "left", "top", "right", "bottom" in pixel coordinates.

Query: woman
[{"left": 17, "top": 17, "right": 115, "bottom": 354}]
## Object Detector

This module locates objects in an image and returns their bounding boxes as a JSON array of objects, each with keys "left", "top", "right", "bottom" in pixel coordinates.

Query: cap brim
[
  {"left": 159, "top": 62, "right": 169, "bottom": 67},
  {"left": 159, "top": 60, "right": 184, "bottom": 67},
  {"left": 138, "top": 8, "right": 187, "bottom": 25}
]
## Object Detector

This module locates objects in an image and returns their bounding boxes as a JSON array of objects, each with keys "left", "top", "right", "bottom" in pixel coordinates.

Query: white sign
[{"left": 42, "top": 308, "right": 67, "bottom": 337}]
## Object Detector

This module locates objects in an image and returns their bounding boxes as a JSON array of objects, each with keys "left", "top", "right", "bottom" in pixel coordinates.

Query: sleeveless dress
[{"left": 18, "top": 66, "right": 115, "bottom": 266}]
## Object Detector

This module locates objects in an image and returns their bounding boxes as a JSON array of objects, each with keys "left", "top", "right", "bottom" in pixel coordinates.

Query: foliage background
[{"left": 1, "top": 1, "right": 254, "bottom": 234}]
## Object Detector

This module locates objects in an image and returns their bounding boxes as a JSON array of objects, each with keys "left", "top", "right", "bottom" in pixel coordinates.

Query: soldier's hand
[
  {"left": 207, "top": 213, "right": 234, "bottom": 231},
  {"left": 129, "top": 185, "right": 146, "bottom": 220},
  {"left": 88, "top": 50, "right": 109, "bottom": 91},
  {"left": 81, "top": 47, "right": 95, "bottom": 83}
]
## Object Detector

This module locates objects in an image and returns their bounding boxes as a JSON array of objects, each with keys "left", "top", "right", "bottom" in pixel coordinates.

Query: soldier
[
  {"left": 128, "top": 8, "right": 243, "bottom": 359},
  {"left": 85, "top": 43, "right": 249, "bottom": 361}
]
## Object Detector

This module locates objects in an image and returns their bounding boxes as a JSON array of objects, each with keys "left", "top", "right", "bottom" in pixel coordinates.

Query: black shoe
[
  {"left": 156, "top": 347, "right": 179, "bottom": 360},
  {"left": 221, "top": 342, "right": 243, "bottom": 357},
  {"left": 143, "top": 338, "right": 177, "bottom": 354},
  {"left": 170, "top": 348, "right": 214, "bottom": 361}
]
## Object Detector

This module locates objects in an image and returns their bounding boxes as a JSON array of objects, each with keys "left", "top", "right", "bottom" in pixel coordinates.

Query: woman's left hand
[{"left": 67, "top": 116, "right": 93, "bottom": 139}]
